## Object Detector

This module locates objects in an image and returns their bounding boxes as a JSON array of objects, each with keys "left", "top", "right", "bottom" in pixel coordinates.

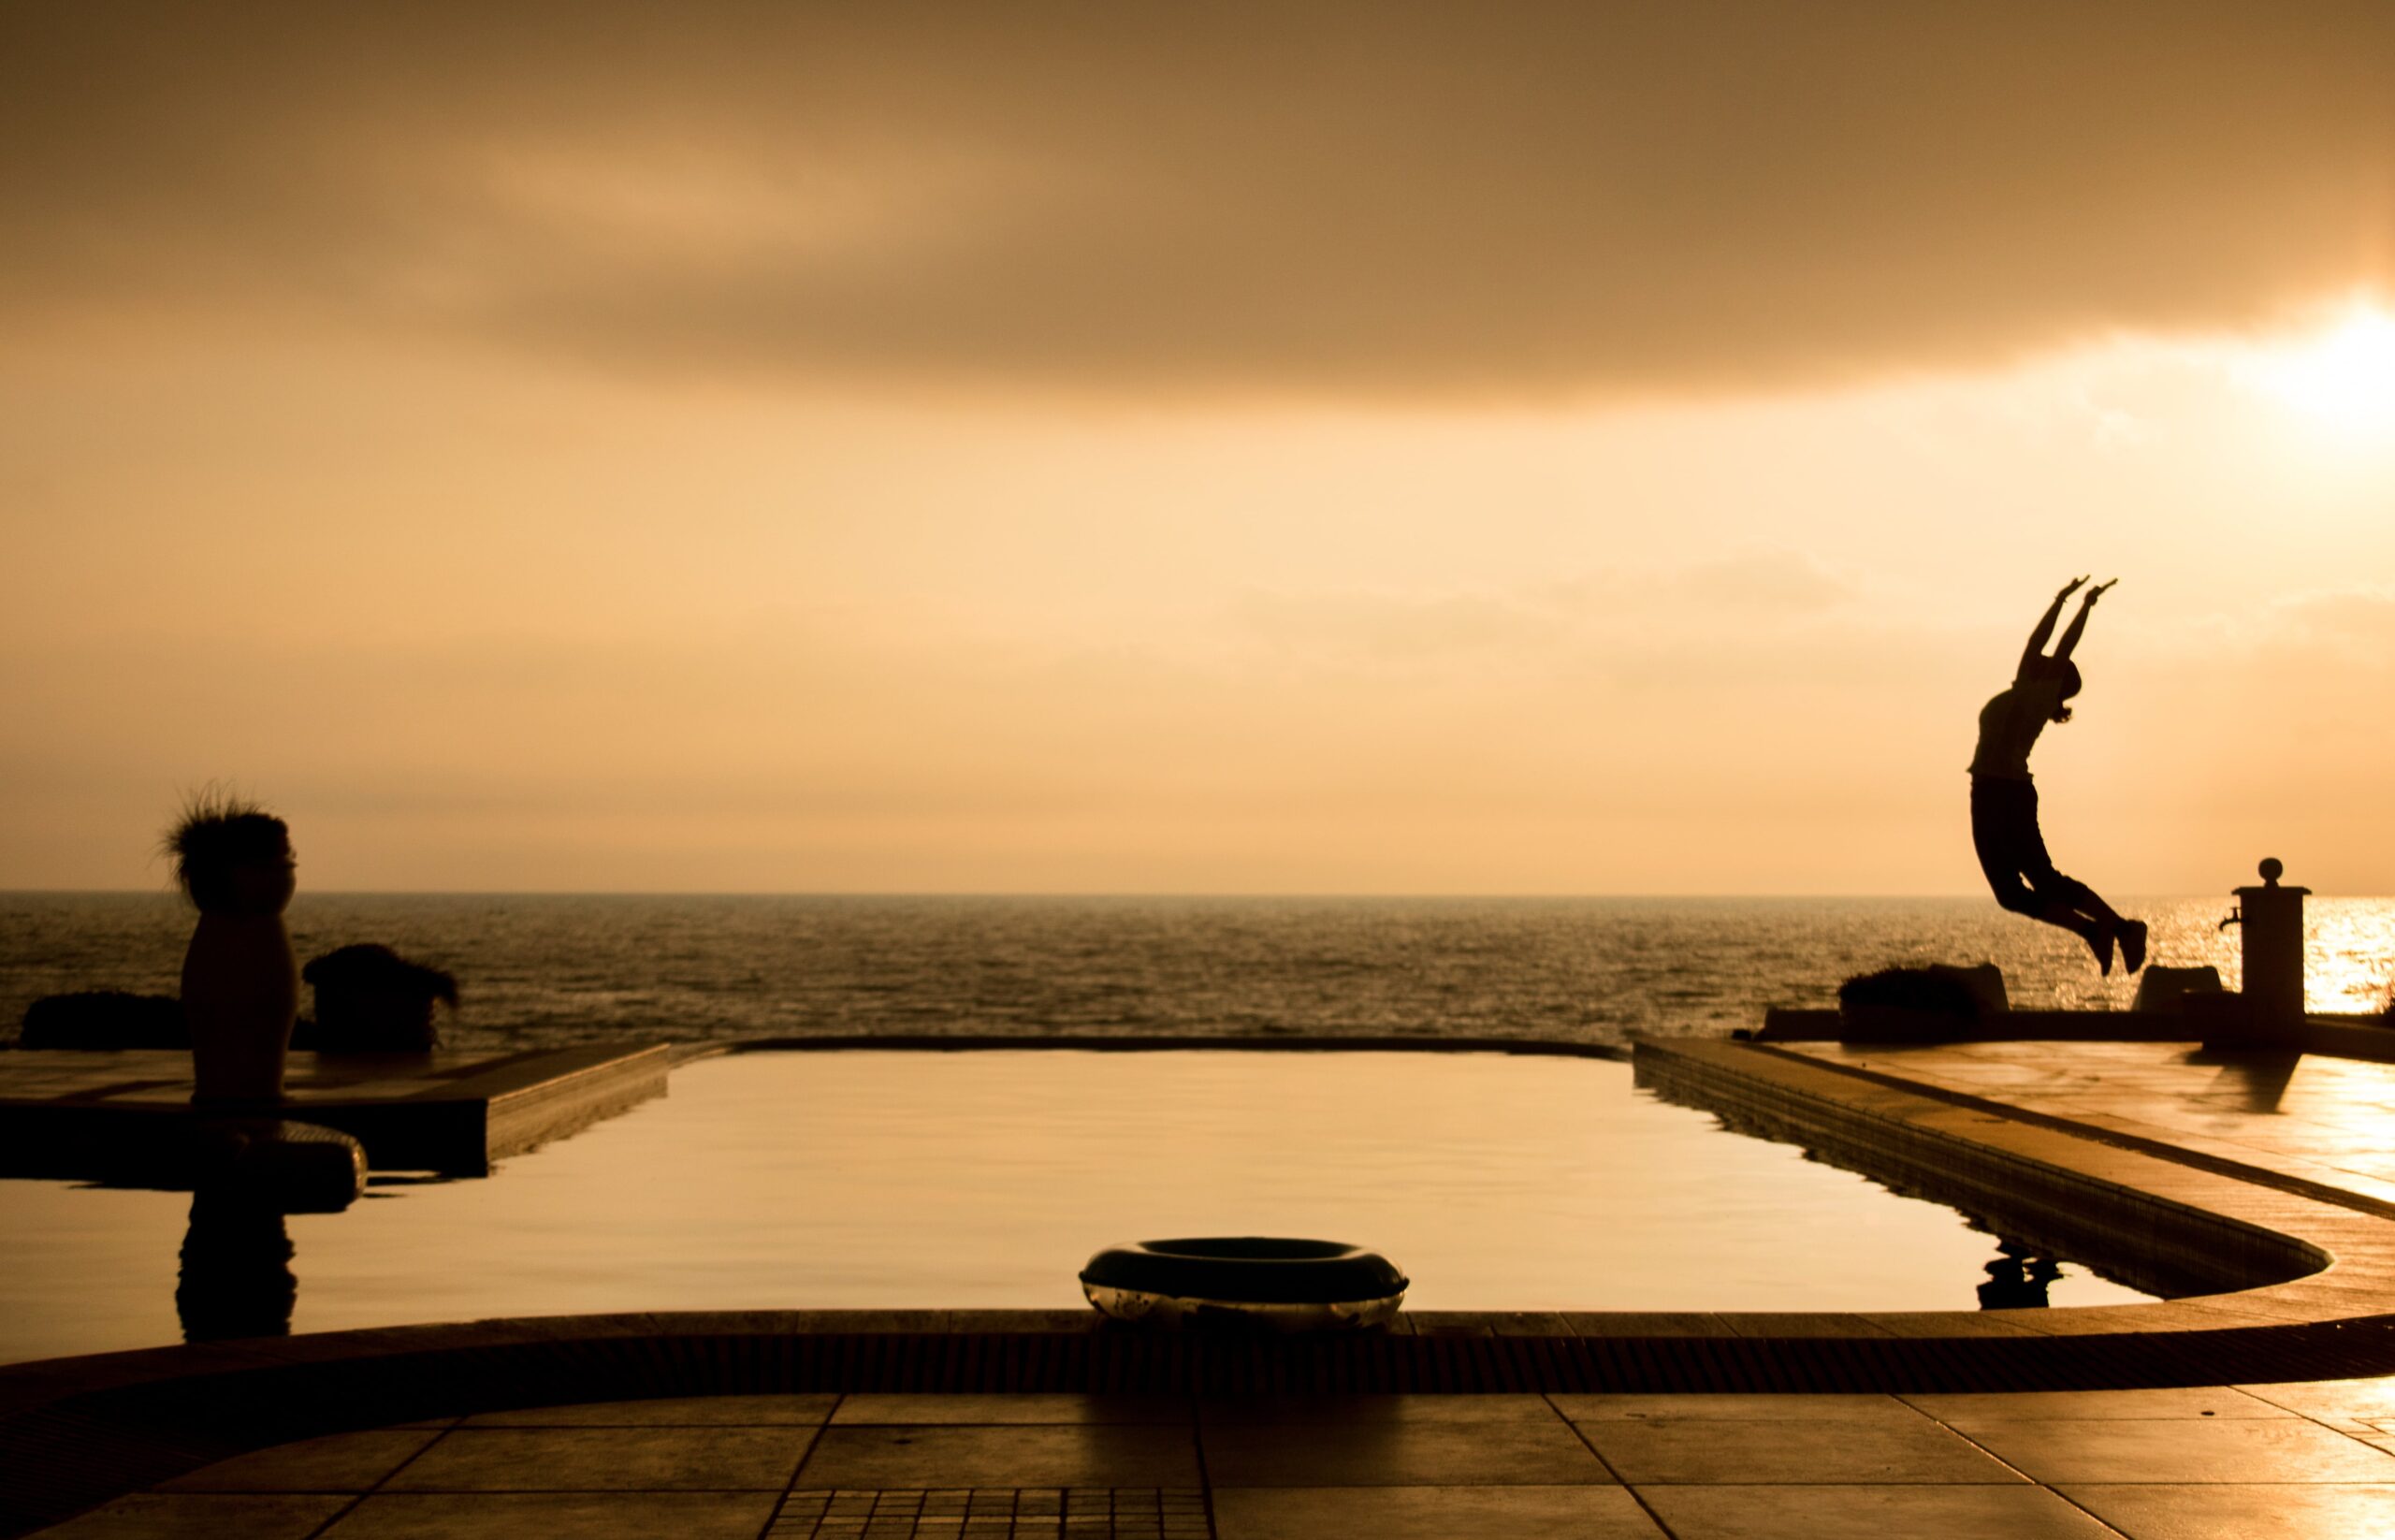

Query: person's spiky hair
[{"left": 162, "top": 786, "right": 289, "bottom": 909}]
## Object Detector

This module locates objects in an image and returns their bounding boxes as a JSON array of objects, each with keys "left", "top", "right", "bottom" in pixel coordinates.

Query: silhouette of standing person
[
  {"left": 1970, "top": 577, "right": 2147, "bottom": 976},
  {"left": 170, "top": 793, "right": 300, "bottom": 1106}
]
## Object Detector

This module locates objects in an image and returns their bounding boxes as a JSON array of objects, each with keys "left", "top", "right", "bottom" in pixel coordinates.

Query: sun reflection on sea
[{"left": 2312, "top": 898, "right": 2395, "bottom": 1015}]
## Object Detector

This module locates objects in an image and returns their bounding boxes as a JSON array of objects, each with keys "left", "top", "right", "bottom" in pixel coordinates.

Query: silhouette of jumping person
[{"left": 1970, "top": 577, "right": 2147, "bottom": 976}]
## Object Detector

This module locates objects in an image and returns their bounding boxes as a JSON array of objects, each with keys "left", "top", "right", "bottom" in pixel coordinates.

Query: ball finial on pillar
[{"left": 2259, "top": 857, "right": 2284, "bottom": 885}]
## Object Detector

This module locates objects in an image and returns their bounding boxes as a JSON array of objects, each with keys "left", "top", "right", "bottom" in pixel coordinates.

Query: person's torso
[{"left": 1969, "top": 681, "right": 2057, "bottom": 779}]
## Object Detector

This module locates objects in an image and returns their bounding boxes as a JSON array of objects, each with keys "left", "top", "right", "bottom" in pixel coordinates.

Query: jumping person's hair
[
  {"left": 2050, "top": 660, "right": 2082, "bottom": 722},
  {"left": 163, "top": 787, "right": 290, "bottom": 910}
]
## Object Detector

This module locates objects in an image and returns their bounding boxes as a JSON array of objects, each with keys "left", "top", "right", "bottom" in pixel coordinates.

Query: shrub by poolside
[
  {"left": 296, "top": 944, "right": 457, "bottom": 1053},
  {"left": 1837, "top": 965, "right": 1984, "bottom": 1042},
  {"left": 1838, "top": 966, "right": 1984, "bottom": 1021}
]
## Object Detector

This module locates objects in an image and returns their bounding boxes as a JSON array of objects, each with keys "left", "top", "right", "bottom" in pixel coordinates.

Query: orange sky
[{"left": 3, "top": 5, "right": 2392, "bottom": 893}]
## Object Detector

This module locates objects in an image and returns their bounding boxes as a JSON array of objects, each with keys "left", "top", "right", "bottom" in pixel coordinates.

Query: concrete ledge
[
  {"left": 0, "top": 1114, "right": 364, "bottom": 1210},
  {"left": 1760, "top": 1008, "right": 2395, "bottom": 1059},
  {"left": 1761, "top": 1008, "right": 2198, "bottom": 1042},
  {"left": 0, "top": 1043, "right": 671, "bottom": 1178},
  {"left": 1635, "top": 1039, "right": 2330, "bottom": 1300},
  {"left": 692, "top": 1034, "right": 1634, "bottom": 1060}
]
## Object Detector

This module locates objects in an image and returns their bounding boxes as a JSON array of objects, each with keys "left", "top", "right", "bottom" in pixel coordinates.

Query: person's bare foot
[
  {"left": 2087, "top": 921, "right": 2117, "bottom": 977},
  {"left": 2120, "top": 920, "right": 2148, "bottom": 974}
]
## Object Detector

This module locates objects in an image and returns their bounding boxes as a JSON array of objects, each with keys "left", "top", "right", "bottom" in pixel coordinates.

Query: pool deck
[
  {"left": 0, "top": 1043, "right": 671, "bottom": 1181},
  {"left": 20, "top": 1035, "right": 2395, "bottom": 1535}
]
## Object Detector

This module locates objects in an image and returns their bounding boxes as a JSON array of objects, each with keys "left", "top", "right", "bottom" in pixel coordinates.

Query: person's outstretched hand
[
  {"left": 2085, "top": 578, "right": 2118, "bottom": 602},
  {"left": 2058, "top": 575, "right": 2089, "bottom": 599}
]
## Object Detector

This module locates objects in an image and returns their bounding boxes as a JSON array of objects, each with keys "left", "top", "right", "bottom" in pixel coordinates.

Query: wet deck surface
[{"left": 1787, "top": 1039, "right": 2395, "bottom": 1209}]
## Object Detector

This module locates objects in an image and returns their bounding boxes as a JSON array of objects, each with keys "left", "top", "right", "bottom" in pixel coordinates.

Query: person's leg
[
  {"left": 2118, "top": 916, "right": 2148, "bottom": 973},
  {"left": 2021, "top": 854, "right": 2146, "bottom": 971},
  {"left": 1970, "top": 779, "right": 2044, "bottom": 914},
  {"left": 1990, "top": 781, "right": 2119, "bottom": 973},
  {"left": 2027, "top": 892, "right": 2114, "bottom": 973},
  {"left": 2036, "top": 869, "right": 2120, "bottom": 927}
]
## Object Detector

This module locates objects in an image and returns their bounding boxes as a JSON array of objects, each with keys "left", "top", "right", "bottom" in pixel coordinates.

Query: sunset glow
[
  {"left": 2, "top": 6, "right": 2390, "bottom": 896},
  {"left": 2245, "top": 302, "right": 2395, "bottom": 437}
]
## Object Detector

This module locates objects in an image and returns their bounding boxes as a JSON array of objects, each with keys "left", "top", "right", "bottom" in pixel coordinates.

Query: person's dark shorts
[{"left": 1969, "top": 775, "right": 2054, "bottom": 905}]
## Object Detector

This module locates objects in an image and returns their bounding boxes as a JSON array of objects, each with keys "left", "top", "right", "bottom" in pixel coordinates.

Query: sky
[{"left": 3, "top": 3, "right": 2392, "bottom": 895}]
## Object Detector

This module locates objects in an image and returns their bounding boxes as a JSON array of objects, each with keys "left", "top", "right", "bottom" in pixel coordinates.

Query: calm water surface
[{"left": 0, "top": 1053, "right": 2148, "bottom": 1364}]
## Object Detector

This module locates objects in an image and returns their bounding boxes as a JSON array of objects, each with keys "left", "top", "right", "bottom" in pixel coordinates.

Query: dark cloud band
[{"left": 4, "top": 2, "right": 2389, "bottom": 396}]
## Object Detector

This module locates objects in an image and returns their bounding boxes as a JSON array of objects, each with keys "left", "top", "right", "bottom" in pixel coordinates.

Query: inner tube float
[{"left": 1079, "top": 1237, "right": 1408, "bottom": 1330}]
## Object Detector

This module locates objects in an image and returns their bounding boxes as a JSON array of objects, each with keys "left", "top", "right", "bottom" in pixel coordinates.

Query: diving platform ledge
[{"left": 0, "top": 1041, "right": 671, "bottom": 1181}]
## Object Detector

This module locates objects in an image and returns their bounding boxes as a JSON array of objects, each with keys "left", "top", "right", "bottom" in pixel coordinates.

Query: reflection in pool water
[
  {"left": 175, "top": 1191, "right": 296, "bottom": 1343},
  {"left": 0, "top": 1051, "right": 2151, "bottom": 1364}
]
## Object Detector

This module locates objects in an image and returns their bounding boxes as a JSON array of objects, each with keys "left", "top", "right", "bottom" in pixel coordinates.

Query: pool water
[{"left": 0, "top": 1051, "right": 2148, "bottom": 1364}]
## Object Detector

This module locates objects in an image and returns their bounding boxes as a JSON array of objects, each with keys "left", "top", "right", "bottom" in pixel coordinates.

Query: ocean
[{"left": 6, "top": 893, "right": 2391, "bottom": 1052}]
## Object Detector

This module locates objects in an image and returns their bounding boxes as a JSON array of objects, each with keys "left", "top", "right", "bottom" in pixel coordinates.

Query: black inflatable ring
[{"left": 1079, "top": 1237, "right": 1408, "bottom": 1330}]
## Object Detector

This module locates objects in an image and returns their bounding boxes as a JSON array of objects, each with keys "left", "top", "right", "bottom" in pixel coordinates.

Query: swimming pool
[{"left": 0, "top": 1050, "right": 2147, "bottom": 1364}]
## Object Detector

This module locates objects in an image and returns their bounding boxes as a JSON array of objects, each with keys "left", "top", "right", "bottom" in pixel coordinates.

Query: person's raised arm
[
  {"left": 2052, "top": 578, "right": 2117, "bottom": 661},
  {"left": 2019, "top": 575, "right": 2088, "bottom": 680}
]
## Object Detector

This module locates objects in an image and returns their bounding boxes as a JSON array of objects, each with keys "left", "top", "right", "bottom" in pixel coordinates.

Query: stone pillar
[{"left": 2231, "top": 858, "right": 2309, "bottom": 1032}]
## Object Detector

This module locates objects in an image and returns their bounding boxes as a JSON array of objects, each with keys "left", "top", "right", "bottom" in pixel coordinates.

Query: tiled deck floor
[
  {"left": 1785, "top": 1039, "right": 2395, "bottom": 1208},
  {"left": 35, "top": 1385, "right": 2395, "bottom": 1538}
]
